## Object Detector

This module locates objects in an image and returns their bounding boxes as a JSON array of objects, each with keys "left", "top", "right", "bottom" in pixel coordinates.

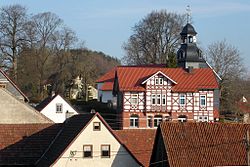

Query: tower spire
[{"left": 186, "top": 5, "right": 191, "bottom": 23}]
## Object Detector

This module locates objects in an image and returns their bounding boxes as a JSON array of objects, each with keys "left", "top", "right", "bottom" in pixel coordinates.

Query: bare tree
[
  {"left": 206, "top": 40, "right": 245, "bottom": 79},
  {"left": 206, "top": 40, "right": 246, "bottom": 114},
  {"left": 122, "top": 10, "right": 185, "bottom": 65},
  {"left": 50, "top": 27, "right": 78, "bottom": 94},
  {"left": 0, "top": 4, "right": 27, "bottom": 81},
  {"left": 30, "top": 12, "right": 63, "bottom": 98}
]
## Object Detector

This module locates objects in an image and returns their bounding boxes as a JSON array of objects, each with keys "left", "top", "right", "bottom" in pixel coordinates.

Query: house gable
[
  {"left": 141, "top": 71, "right": 177, "bottom": 85},
  {"left": 0, "top": 69, "right": 29, "bottom": 102},
  {"left": 0, "top": 88, "right": 52, "bottom": 124},
  {"left": 52, "top": 115, "right": 140, "bottom": 167},
  {"left": 37, "top": 113, "right": 141, "bottom": 167},
  {"left": 39, "top": 95, "right": 78, "bottom": 123}
]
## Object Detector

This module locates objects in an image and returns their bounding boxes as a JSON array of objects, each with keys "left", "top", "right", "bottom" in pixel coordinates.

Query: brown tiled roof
[
  {"left": 114, "top": 129, "right": 156, "bottom": 167},
  {"left": 154, "top": 122, "right": 250, "bottom": 167},
  {"left": 0, "top": 123, "right": 61, "bottom": 166},
  {"left": 97, "top": 66, "right": 219, "bottom": 92}
]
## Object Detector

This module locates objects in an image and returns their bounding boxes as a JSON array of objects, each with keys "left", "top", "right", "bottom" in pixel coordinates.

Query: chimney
[{"left": 51, "top": 91, "right": 55, "bottom": 97}]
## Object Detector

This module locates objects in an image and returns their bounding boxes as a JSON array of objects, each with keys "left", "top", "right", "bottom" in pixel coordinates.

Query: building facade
[{"left": 97, "top": 23, "right": 220, "bottom": 129}]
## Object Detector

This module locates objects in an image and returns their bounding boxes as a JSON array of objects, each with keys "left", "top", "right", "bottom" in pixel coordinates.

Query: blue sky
[{"left": 1, "top": 0, "right": 250, "bottom": 71}]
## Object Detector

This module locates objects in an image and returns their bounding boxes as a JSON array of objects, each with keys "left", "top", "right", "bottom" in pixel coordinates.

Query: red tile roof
[
  {"left": 0, "top": 123, "right": 61, "bottom": 165},
  {"left": 152, "top": 122, "right": 250, "bottom": 167},
  {"left": 96, "top": 65, "right": 219, "bottom": 92},
  {"left": 114, "top": 129, "right": 156, "bottom": 167},
  {"left": 96, "top": 66, "right": 116, "bottom": 83}
]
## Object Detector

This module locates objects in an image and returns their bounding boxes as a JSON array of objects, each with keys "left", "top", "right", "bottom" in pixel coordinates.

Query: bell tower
[{"left": 177, "top": 6, "right": 207, "bottom": 69}]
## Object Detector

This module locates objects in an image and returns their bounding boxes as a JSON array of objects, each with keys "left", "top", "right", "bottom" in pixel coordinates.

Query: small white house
[{"left": 36, "top": 94, "right": 78, "bottom": 123}]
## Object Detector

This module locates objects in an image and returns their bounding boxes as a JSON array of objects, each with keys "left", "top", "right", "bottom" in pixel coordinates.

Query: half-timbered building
[{"left": 97, "top": 23, "right": 220, "bottom": 129}]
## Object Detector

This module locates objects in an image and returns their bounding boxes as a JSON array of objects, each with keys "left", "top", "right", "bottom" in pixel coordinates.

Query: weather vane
[{"left": 186, "top": 5, "right": 191, "bottom": 23}]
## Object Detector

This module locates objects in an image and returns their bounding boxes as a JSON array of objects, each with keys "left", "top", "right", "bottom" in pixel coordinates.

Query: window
[
  {"left": 130, "top": 115, "right": 139, "bottom": 128},
  {"left": 83, "top": 145, "right": 92, "bottom": 158},
  {"left": 130, "top": 94, "right": 138, "bottom": 106},
  {"left": 179, "top": 94, "right": 185, "bottom": 106},
  {"left": 93, "top": 122, "right": 101, "bottom": 131},
  {"left": 155, "top": 78, "right": 163, "bottom": 85},
  {"left": 101, "top": 145, "right": 110, "bottom": 158},
  {"left": 188, "top": 36, "right": 193, "bottom": 43},
  {"left": 157, "top": 94, "right": 161, "bottom": 105},
  {"left": 162, "top": 94, "right": 166, "bottom": 105},
  {"left": 154, "top": 115, "right": 162, "bottom": 127},
  {"left": 147, "top": 116, "right": 152, "bottom": 128},
  {"left": 198, "top": 116, "right": 208, "bottom": 122},
  {"left": 56, "top": 103, "right": 63, "bottom": 113},
  {"left": 178, "top": 115, "right": 187, "bottom": 122},
  {"left": 155, "top": 78, "right": 159, "bottom": 85},
  {"left": 159, "top": 78, "right": 163, "bottom": 85},
  {"left": 0, "top": 84, "right": 6, "bottom": 88},
  {"left": 200, "top": 95, "right": 206, "bottom": 106},
  {"left": 152, "top": 94, "right": 156, "bottom": 105}
]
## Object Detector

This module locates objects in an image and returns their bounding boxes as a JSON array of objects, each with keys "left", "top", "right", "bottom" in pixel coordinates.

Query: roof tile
[
  {"left": 97, "top": 66, "right": 219, "bottom": 92},
  {"left": 156, "top": 122, "right": 250, "bottom": 167}
]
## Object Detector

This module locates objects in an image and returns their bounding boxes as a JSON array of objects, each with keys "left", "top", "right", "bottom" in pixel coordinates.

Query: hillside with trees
[{"left": 0, "top": 4, "right": 120, "bottom": 102}]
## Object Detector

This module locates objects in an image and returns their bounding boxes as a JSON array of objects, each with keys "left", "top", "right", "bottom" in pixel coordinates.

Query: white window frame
[
  {"left": 155, "top": 77, "right": 163, "bottom": 85},
  {"left": 154, "top": 116, "right": 162, "bottom": 127},
  {"left": 155, "top": 78, "right": 159, "bottom": 85},
  {"left": 56, "top": 103, "right": 63, "bottom": 113},
  {"left": 130, "top": 94, "right": 138, "bottom": 106},
  {"left": 147, "top": 116, "right": 153, "bottom": 128},
  {"left": 198, "top": 115, "right": 208, "bottom": 122},
  {"left": 152, "top": 94, "right": 156, "bottom": 105},
  {"left": 156, "top": 94, "right": 161, "bottom": 105},
  {"left": 130, "top": 115, "right": 139, "bottom": 128},
  {"left": 200, "top": 95, "right": 206, "bottom": 106},
  {"left": 179, "top": 94, "right": 186, "bottom": 106},
  {"left": 159, "top": 78, "right": 163, "bottom": 85},
  {"left": 162, "top": 94, "right": 166, "bottom": 105}
]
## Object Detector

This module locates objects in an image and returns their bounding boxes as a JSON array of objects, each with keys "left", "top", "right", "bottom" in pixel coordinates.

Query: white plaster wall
[
  {"left": 52, "top": 116, "right": 139, "bottom": 167},
  {"left": 40, "top": 95, "right": 78, "bottom": 123}
]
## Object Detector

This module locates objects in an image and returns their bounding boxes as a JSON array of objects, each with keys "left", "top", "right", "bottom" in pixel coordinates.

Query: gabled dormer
[{"left": 141, "top": 71, "right": 177, "bottom": 87}]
